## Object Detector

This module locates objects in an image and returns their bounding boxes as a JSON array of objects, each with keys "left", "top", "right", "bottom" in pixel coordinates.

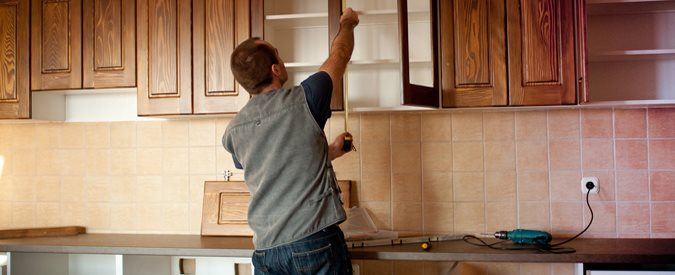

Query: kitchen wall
[{"left": 0, "top": 107, "right": 674, "bottom": 274}]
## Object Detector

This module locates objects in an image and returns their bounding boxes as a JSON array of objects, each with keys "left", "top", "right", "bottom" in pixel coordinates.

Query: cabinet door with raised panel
[
  {"left": 82, "top": 0, "right": 136, "bottom": 88},
  {"left": 137, "top": 0, "right": 192, "bottom": 115},
  {"left": 192, "top": 0, "right": 251, "bottom": 114},
  {"left": 507, "top": 0, "right": 576, "bottom": 106},
  {"left": 31, "top": 0, "right": 82, "bottom": 90},
  {"left": 441, "top": 0, "right": 507, "bottom": 108},
  {"left": 0, "top": 0, "right": 29, "bottom": 118}
]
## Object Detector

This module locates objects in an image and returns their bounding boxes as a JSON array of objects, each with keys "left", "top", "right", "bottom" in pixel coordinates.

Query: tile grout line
[
  {"left": 417, "top": 114, "right": 425, "bottom": 235},
  {"left": 514, "top": 112, "right": 521, "bottom": 229},
  {"left": 545, "top": 111, "right": 554, "bottom": 234},
  {"left": 388, "top": 114, "right": 393, "bottom": 231},
  {"left": 481, "top": 112, "right": 487, "bottom": 235},
  {"left": 449, "top": 114, "right": 456, "bottom": 235},
  {"left": 646, "top": 108, "right": 652, "bottom": 238},
  {"left": 611, "top": 107, "right": 618, "bottom": 238},
  {"left": 579, "top": 109, "right": 585, "bottom": 235}
]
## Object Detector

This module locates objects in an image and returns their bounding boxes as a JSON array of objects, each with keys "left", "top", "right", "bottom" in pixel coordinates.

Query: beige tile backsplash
[{"left": 1, "top": 108, "right": 675, "bottom": 242}]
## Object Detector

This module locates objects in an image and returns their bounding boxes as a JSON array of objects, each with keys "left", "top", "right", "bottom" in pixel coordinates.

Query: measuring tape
[{"left": 341, "top": 0, "right": 354, "bottom": 152}]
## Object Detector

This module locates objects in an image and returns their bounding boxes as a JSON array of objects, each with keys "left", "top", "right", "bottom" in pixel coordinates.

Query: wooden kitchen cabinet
[
  {"left": 137, "top": 0, "right": 251, "bottom": 115},
  {"left": 31, "top": 0, "right": 82, "bottom": 90},
  {"left": 440, "top": 0, "right": 508, "bottom": 107},
  {"left": 0, "top": 0, "right": 30, "bottom": 119},
  {"left": 441, "top": 0, "right": 576, "bottom": 107},
  {"left": 254, "top": 0, "right": 344, "bottom": 110},
  {"left": 507, "top": 0, "right": 576, "bottom": 106},
  {"left": 82, "top": 0, "right": 136, "bottom": 88},
  {"left": 399, "top": 0, "right": 440, "bottom": 108},
  {"left": 581, "top": 0, "right": 675, "bottom": 103},
  {"left": 32, "top": 0, "right": 137, "bottom": 91}
]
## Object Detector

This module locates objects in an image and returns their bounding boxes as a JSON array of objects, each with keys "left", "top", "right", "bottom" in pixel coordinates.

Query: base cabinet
[{"left": 6, "top": 253, "right": 252, "bottom": 275}]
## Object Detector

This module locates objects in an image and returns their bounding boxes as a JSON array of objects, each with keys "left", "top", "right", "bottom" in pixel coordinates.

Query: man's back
[{"left": 223, "top": 85, "right": 346, "bottom": 250}]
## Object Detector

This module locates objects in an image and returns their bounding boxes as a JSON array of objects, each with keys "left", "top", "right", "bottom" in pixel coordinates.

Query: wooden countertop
[{"left": 1, "top": 234, "right": 674, "bottom": 264}]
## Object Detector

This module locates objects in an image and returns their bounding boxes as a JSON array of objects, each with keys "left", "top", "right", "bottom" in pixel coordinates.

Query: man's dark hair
[{"left": 231, "top": 37, "right": 279, "bottom": 94}]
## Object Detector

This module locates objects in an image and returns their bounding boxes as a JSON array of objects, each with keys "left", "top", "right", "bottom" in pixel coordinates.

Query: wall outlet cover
[{"left": 581, "top": 177, "right": 599, "bottom": 194}]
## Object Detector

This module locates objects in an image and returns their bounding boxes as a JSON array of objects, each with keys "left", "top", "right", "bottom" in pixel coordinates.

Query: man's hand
[
  {"left": 340, "top": 8, "right": 359, "bottom": 29},
  {"left": 328, "top": 132, "right": 353, "bottom": 161}
]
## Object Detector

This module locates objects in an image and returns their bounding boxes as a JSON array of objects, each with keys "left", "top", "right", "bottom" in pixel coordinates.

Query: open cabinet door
[{"left": 399, "top": 0, "right": 440, "bottom": 108}]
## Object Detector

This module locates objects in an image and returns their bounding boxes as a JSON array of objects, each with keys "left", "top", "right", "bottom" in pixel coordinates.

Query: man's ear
[{"left": 271, "top": 64, "right": 281, "bottom": 78}]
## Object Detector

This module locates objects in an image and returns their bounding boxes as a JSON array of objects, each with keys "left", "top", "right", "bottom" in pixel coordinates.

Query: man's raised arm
[{"left": 320, "top": 8, "right": 359, "bottom": 88}]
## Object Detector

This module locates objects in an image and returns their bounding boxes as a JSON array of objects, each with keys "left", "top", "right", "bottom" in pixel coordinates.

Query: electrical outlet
[{"left": 581, "top": 177, "right": 599, "bottom": 194}]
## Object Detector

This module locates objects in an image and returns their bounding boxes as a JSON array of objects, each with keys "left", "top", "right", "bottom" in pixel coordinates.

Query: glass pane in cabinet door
[
  {"left": 406, "top": 0, "right": 433, "bottom": 87},
  {"left": 345, "top": 0, "right": 402, "bottom": 108}
]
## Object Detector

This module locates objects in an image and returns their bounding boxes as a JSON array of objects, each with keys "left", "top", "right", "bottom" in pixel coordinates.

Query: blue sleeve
[
  {"left": 301, "top": 71, "right": 333, "bottom": 129},
  {"left": 232, "top": 156, "right": 243, "bottom": 170}
]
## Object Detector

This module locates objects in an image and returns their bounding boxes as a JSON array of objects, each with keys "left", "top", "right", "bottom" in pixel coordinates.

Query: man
[{"left": 223, "top": 8, "right": 360, "bottom": 275}]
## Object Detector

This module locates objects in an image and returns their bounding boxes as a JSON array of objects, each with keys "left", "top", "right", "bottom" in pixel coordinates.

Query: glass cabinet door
[{"left": 399, "top": 0, "right": 440, "bottom": 107}]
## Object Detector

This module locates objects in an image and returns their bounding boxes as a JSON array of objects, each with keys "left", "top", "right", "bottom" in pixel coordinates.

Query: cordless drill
[{"left": 493, "top": 229, "right": 552, "bottom": 246}]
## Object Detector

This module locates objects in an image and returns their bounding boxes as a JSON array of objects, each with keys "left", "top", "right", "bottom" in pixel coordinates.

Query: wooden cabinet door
[
  {"left": 82, "top": 0, "right": 136, "bottom": 88},
  {"left": 0, "top": 0, "right": 30, "bottom": 119},
  {"left": 441, "top": 0, "right": 507, "bottom": 108},
  {"left": 507, "top": 0, "right": 576, "bottom": 106},
  {"left": 31, "top": 0, "right": 82, "bottom": 90},
  {"left": 399, "top": 0, "right": 440, "bottom": 108},
  {"left": 192, "top": 0, "right": 251, "bottom": 114},
  {"left": 137, "top": 0, "right": 192, "bottom": 115}
]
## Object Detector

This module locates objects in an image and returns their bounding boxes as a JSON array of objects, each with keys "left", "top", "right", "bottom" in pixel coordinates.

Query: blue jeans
[{"left": 252, "top": 225, "right": 352, "bottom": 275}]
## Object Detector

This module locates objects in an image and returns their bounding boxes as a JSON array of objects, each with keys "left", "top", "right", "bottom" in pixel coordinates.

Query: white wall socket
[{"left": 581, "top": 177, "right": 599, "bottom": 194}]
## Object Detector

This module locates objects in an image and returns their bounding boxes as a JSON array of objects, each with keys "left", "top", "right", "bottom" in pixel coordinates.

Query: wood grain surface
[
  {"left": 441, "top": 0, "right": 507, "bottom": 107},
  {"left": 192, "top": 0, "right": 250, "bottom": 114},
  {"left": 31, "top": 0, "right": 82, "bottom": 90},
  {"left": 82, "top": 0, "right": 136, "bottom": 88},
  {"left": 202, "top": 180, "right": 352, "bottom": 237},
  {"left": 507, "top": 0, "right": 576, "bottom": 106},
  {"left": 136, "top": 0, "right": 192, "bottom": 115},
  {"left": 0, "top": 226, "right": 85, "bottom": 239},
  {"left": 0, "top": 0, "right": 29, "bottom": 118},
  {"left": 0, "top": 2, "right": 18, "bottom": 101}
]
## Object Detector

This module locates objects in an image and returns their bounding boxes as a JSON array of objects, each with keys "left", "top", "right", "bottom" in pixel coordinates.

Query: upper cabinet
[
  {"left": 507, "top": 0, "right": 576, "bottom": 106},
  {"left": 441, "top": 0, "right": 576, "bottom": 107},
  {"left": 581, "top": 0, "right": 675, "bottom": 103},
  {"left": 0, "top": 0, "right": 30, "bottom": 119},
  {"left": 192, "top": 0, "right": 252, "bottom": 114},
  {"left": 31, "top": 0, "right": 82, "bottom": 90},
  {"left": 137, "top": 0, "right": 251, "bottom": 116},
  {"left": 82, "top": 0, "right": 136, "bottom": 88},
  {"left": 31, "top": 0, "right": 136, "bottom": 91},
  {"left": 255, "top": 0, "right": 344, "bottom": 110},
  {"left": 440, "top": 0, "right": 507, "bottom": 107}
]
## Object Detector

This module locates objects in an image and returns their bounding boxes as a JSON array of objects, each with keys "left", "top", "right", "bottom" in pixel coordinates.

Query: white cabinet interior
[
  {"left": 263, "top": 0, "right": 436, "bottom": 110},
  {"left": 586, "top": 0, "right": 675, "bottom": 103}
]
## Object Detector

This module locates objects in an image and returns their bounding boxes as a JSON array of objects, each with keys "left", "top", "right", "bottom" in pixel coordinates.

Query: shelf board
[
  {"left": 587, "top": 0, "right": 671, "bottom": 3},
  {"left": 587, "top": 0, "right": 675, "bottom": 15},
  {"left": 285, "top": 59, "right": 431, "bottom": 68},
  {"left": 589, "top": 49, "right": 675, "bottom": 61},
  {"left": 265, "top": 12, "right": 328, "bottom": 20}
]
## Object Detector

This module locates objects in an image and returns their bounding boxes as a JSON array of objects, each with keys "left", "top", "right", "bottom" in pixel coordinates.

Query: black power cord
[{"left": 462, "top": 182, "right": 596, "bottom": 254}]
